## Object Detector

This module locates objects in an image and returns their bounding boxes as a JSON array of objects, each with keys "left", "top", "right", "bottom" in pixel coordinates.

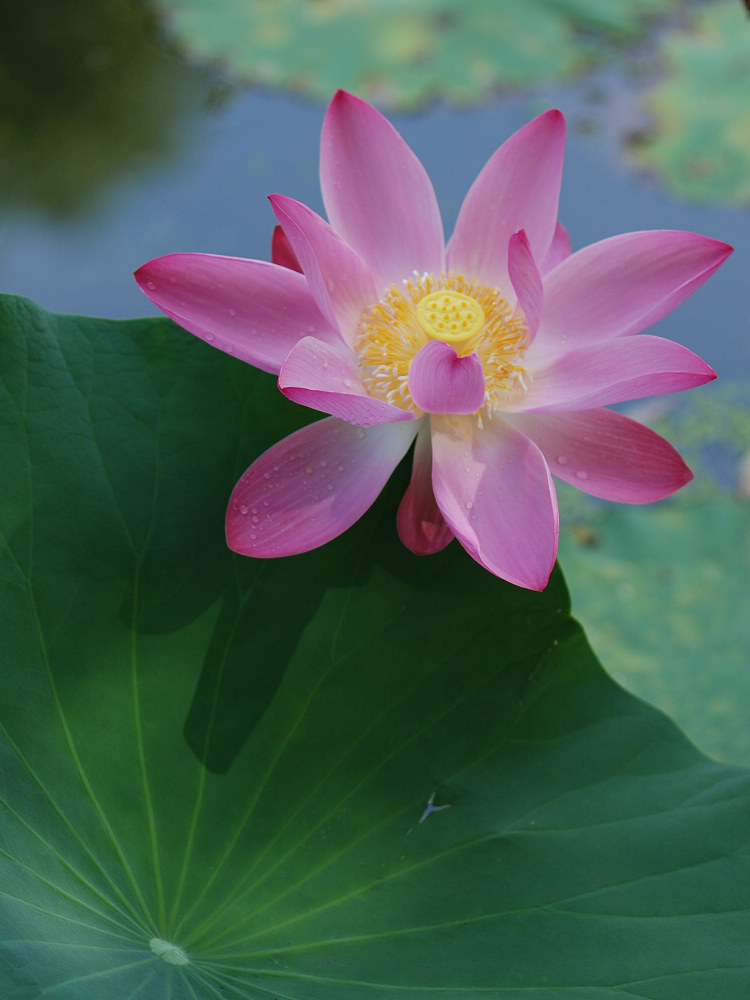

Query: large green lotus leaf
[
  {"left": 2, "top": 294, "right": 750, "bottom": 998},
  {"left": 154, "top": 0, "right": 675, "bottom": 109},
  {"left": 631, "top": 0, "right": 750, "bottom": 204}
]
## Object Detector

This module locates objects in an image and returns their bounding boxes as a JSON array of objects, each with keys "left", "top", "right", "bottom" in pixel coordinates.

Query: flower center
[
  {"left": 356, "top": 272, "right": 529, "bottom": 416},
  {"left": 416, "top": 290, "right": 485, "bottom": 352}
]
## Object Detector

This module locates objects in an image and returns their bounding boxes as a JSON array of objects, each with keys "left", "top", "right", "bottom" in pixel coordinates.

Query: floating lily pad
[
  {"left": 631, "top": 0, "right": 750, "bottom": 204},
  {"left": 3, "top": 294, "right": 750, "bottom": 996},
  {"left": 154, "top": 0, "right": 676, "bottom": 108}
]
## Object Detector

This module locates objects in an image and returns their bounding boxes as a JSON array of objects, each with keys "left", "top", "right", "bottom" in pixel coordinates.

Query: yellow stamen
[{"left": 356, "top": 272, "right": 529, "bottom": 417}]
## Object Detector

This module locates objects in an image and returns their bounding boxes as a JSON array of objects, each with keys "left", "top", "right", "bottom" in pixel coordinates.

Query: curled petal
[
  {"left": 320, "top": 90, "right": 444, "bottom": 290},
  {"left": 430, "top": 415, "right": 558, "bottom": 590},
  {"left": 408, "top": 341, "right": 486, "bottom": 415},
  {"left": 271, "top": 225, "right": 302, "bottom": 272},
  {"left": 279, "top": 337, "right": 413, "bottom": 426},
  {"left": 135, "top": 254, "right": 338, "bottom": 374},
  {"left": 447, "top": 109, "right": 565, "bottom": 291},
  {"left": 508, "top": 229, "right": 543, "bottom": 343},
  {"left": 227, "top": 417, "right": 418, "bottom": 557},
  {"left": 270, "top": 195, "right": 377, "bottom": 347},
  {"left": 517, "top": 334, "right": 715, "bottom": 413},
  {"left": 508, "top": 408, "right": 692, "bottom": 502},
  {"left": 533, "top": 230, "right": 733, "bottom": 361},
  {"left": 397, "top": 424, "right": 454, "bottom": 555}
]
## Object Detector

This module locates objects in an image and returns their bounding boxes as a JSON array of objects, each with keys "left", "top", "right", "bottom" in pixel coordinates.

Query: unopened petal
[
  {"left": 227, "top": 417, "right": 418, "bottom": 557},
  {"left": 135, "top": 253, "right": 338, "bottom": 374},
  {"left": 431, "top": 415, "right": 558, "bottom": 590},
  {"left": 408, "top": 341, "right": 486, "bottom": 415},
  {"left": 270, "top": 194, "right": 377, "bottom": 346},
  {"left": 397, "top": 424, "right": 454, "bottom": 555},
  {"left": 508, "top": 409, "right": 692, "bottom": 502},
  {"left": 518, "top": 334, "right": 716, "bottom": 413},
  {"left": 320, "top": 90, "right": 444, "bottom": 290},
  {"left": 447, "top": 110, "right": 565, "bottom": 292},
  {"left": 534, "top": 230, "right": 733, "bottom": 361},
  {"left": 279, "top": 337, "right": 413, "bottom": 426}
]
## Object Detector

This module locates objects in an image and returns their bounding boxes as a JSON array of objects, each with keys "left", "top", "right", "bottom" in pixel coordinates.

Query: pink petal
[
  {"left": 430, "top": 415, "right": 558, "bottom": 590},
  {"left": 227, "top": 416, "right": 418, "bottom": 557},
  {"left": 279, "top": 337, "right": 414, "bottom": 426},
  {"left": 540, "top": 221, "right": 571, "bottom": 275},
  {"left": 320, "top": 91, "right": 444, "bottom": 291},
  {"left": 408, "top": 341, "right": 486, "bottom": 415},
  {"left": 397, "top": 424, "right": 454, "bottom": 555},
  {"left": 135, "top": 254, "right": 338, "bottom": 374},
  {"left": 507, "top": 229, "right": 543, "bottom": 342},
  {"left": 508, "top": 408, "right": 692, "bottom": 502},
  {"left": 517, "top": 335, "right": 715, "bottom": 413},
  {"left": 271, "top": 225, "right": 302, "bottom": 272},
  {"left": 534, "top": 230, "right": 733, "bottom": 361},
  {"left": 270, "top": 194, "right": 377, "bottom": 347},
  {"left": 447, "top": 110, "right": 565, "bottom": 292}
]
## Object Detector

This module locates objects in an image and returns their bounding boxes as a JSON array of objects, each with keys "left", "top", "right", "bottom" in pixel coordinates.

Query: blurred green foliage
[
  {"left": 154, "top": 0, "right": 676, "bottom": 109},
  {"left": 632, "top": 0, "right": 750, "bottom": 204}
]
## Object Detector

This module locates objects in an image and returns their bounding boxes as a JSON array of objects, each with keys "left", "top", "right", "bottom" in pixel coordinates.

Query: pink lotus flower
[{"left": 136, "top": 92, "right": 731, "bottom": 590}]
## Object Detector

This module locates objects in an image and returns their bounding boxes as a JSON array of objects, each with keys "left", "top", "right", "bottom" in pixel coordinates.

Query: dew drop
[
  {"left": 319, "top": 460, "right": 327, "bottom": 468},
  {"left": 327, "top": 483, "right": 334, "bottom": 491},
  {"left": 251, "top": 515, "right": 260, "bottom": 524},
  {"left": 343, "top": 379, "right": 352, "bottom": 388},
  {"left": 238, "top": 504, "right": 249, "bottom": 515},
  {"left": 145, "top": 280, "right": 157, "bottom": 291},
  {"left": 575, "top": 470, "right": 589, "bottom": 480},
  {"left": 557, "top": 455, "right": 568, "bottom": 466},
  {"left": 356, "top": 428, "right": 366, "bottom": 440},
  {"left": 205, "top": 333, "right": 215, "bottom": 343},
  {"left": 263, "top": 471, "right": 271, "bottom": 480},
  {"left": 249, "top": 532, "right": 257, "bottom": 540},
  {"left": 304, "top": 464, "right": 314, "bottom": 475},
  {"left": 465, "top": 500, "right": 473, "bottom": 510}
]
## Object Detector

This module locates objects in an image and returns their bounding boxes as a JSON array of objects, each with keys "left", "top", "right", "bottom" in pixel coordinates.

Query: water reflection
[{"left": 0, "top": 0, "right": 203, "bottom": 217}]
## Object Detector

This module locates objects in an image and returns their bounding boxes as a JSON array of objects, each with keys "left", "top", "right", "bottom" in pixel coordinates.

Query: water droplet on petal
[
  {"left": 319, "top": 460, "right": 327, "bottom": 468},
  {"left": 575, "top": 470, "right": 589, "bottom": 480},
  {"left": 145, "top": 280, "right": 156, "bottom": 291},
  {"left": 465, "top": 500, "right": 473, "bottom": 510},
  {"left": 263, "top": 472, "right": 271, "bottom": 480},
  {"left": 356, "top": 428, "right": 366, "bottom": 440},
  {"left": 343, "top": 379, "right": 352, "bottom": 388},
  {"left": 557, "top": 455, "right": 568, "bottom": 466},
  {"left": 238, "top": 504, "right": 249, "bottom": 515},
  {"left": 304, "top": 464, "right": 314, "bottom": 475}
]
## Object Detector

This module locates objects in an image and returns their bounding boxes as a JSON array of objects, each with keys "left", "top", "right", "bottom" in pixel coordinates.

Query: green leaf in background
[
  {"left": 560, "top": 494, "right": 750, "bottom": 767},
  {"left": 154, "top": 0, "right": 676, "bottom": 109},
  {"left": 631, "top": 0, "right": 750, "bottom": 204},
  {"left": 2, "top": 294, "right": 750, "bottom": 998}
]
